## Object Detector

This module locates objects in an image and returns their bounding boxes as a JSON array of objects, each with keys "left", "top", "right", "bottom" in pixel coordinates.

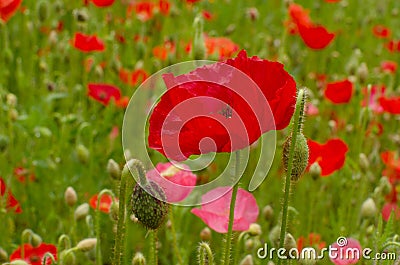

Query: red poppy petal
[{"left": 324, "top": 79, "right": 353, "bottom": 104}]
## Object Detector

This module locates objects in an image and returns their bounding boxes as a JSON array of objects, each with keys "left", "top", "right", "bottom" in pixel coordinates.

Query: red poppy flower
[
  {"left": 88, "top": 83, "right": 121, "bottom": 106},
  {"left": 91, "top": 0, "right": 114, "bottom": 7},
  {"left": 381, "top": 151, "right": 400, "bottom": 182},
  {"left": 204, "top": 36, "right": 239, "bottom": 59},
  {"left": 381, "top": 202, "right": 400, "bottom": 221},
  {"left": 307, "top": 138, "right": 348, "bottom": 176},
  {"left": 379, "top": 96, "right": 400, "bottom": 114},
  {"left": 288, "top": 3, "right": 312, "bottom": 30},
  {"left": 119, "top": 68, "right": 149, "bottom": 86},
  {"left": 297, "top": 233, "right": 326, "bottom": 252},
  {"left": 128, "top": 1, "right": 169, "bottom": 21},
  {"left": 148, "top": 50, "right": 296, "bottom": 161},
  {"left": 89, "top": 193, "right": 116, "bottom": 213},
  {"left": 14, "top": 167, "right": 36, "bottom": 183},
  {"left": 372, "top": 25, "right": 391, "bottom": 38},
  {"left": 158, "top": 0, "right": 170, "bottom": 16},
  {"left": 10, "top": 243, "right": 57, "bottom": 265},
  {"left": 153, "top": 41, "right": 175, "bottom": 61},
  {"left": 324, "top": 0, "right": 340, "bottom": 2},
  {"left": 381, "top": 61, "right": 397, "bottom": 73},
  {"left": 385, "top": 40, "right": 400, "bottom": 52},
  {"left": 0, "top": 177, "right": 22, "bottom": 213},
  {"left": 361, "top": 85, "right": 385, "bottom": 113},
  {"left": 0, "top": 0, "right": 21, "bottom": 22},
  {"left": 202, "top": 10, "right": 213, "bottom": 21},
  {"left": 324, "top": 79, "right": 353, "bottom": 104},
  {"left": 72, "top": 32, "right": 105, "bottom": 52}
]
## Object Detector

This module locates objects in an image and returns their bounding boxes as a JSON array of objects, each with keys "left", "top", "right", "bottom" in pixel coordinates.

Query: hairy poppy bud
[
  {"left": 282, "top": 133, "right": 309, "bottom": 181},
  {"left": 65, "top": 186, "right": 78, "bottom": 207},
  {"left": 131, "top": 181, "right": 168, "bottom": 230},
  {"left": 248, "top": 223, "right": 262, "bottom": 236},
  {"left": 132, "top": 252, "right": 146, "bottom": 265},
  {"left": 74, "top": 203, "right": 90, "bottom": 221},
  {"left": 76, "top": 238, "right": 97, "bottom": 252},
  {"left": 240, "top": 254, "right": 254, "bottom": 265},
  {"left": 76, "top": 144, "right": 90, "bottom": 164},
  {"left": 200, "top": 227, "right": 212, "bottom": 241},
  {"left": 107, "top": 159, "right": 121, "bottom": 180},
  {"left": 361, "top": 198, "right": 377, "bottom": 218},
  {"left": 262, "top": 205, "right": 274, "bottom": 221}
]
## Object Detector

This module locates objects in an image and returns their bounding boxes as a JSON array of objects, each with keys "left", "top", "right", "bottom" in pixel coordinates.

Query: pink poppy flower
[
  {"left": 146, "top": 162, "right": 197, "bottom": 203},
  {"left": 330, "top": 238, "right": 362, "bottom": 265},
  {"left": 191, "top": 186, "right": 259, "bottom": 233}
]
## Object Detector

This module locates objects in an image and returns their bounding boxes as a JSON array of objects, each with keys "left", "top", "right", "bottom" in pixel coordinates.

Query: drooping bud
[
  {"left": 0, "top": 247, "right": 8, "bottom": 263},
  {"left": 284, "top": 233, "right": 297, "bottom": 252},
  {"left": 76, "top": 238, "right": 97, "bottom": 252},
  {"left": 131, "top": 181, "right": 168, "bottom": 230},
  {"left": 132, "top": 252, "right": 146, "bottom": 265},
  {"left": 309, "top": 162, "right": 321, "bottom": 180},
  {"left": 239, "top": 254, "right": 254, "bottom": 265},
  {"left": 193, "top": 15, "right": 206, "bottom": 60},
  {"left": 200, "top": 227, "right": 212, "bottom": 241},
  {"left": 107, "top": 159, "right": 121, "bottom": 180},
  {"left": 0, "top": 135, "right": 9, "bottom": 152},
  {"left": 76, "top": 144, "right": 90, "bottom": 164},
  {"left": 248, "top": 223, "right": 262, "bottom": 237},
  {"left": 282, "top": 133, "right": 309, "bottom": 181},
  {"left": 262, "top": 205, "right": 274, "bottom": 221},
  {"left": 360, "top": 198, "right": 377, "bottom": 218},
  {"left": 37, "top": 0, "right": 49, "bottom": 22},
  {"left": 60, "top": 250, "right": 76, "bottom": 265},
  {"left": 31, "top": 233, "right": 43, "bottom": 247},
  {"left": 64, "top": 186, "right": 78, "bottom": 207},
  {"left": 74, "top": 203, "right": 90, "bottom": 221},
  {"left": 359, "top": 153, "right": 369, "bottom": 172}
]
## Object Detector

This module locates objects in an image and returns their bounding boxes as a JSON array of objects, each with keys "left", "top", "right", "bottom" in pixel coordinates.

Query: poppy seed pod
[
  {"left": 131, "top": 181, "right": 168, "bottom": 230},
  {"left": 282, "top": 133, "right": 309, "bottom": 181},
  {"left": 132, "top": 252, "right": 146, "bottom": 265},
  {"left": 64, "top": 186, "right": 78, "bottom": 207}
]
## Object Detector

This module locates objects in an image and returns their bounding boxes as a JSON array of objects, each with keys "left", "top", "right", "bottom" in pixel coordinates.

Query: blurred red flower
[
  {"left": 0, "top": 177, "right": 22, "bottom": 213},
  {"left": 324, "top": 0, "right": 340, "bottom": 2},
  {"left": 127, "top": 0, "right": 170, "bottom": 21},
  {"left": 88, "top": 83, "right": 121, "bottom": 106},
  {"left": 381, "top": 151, "right": 400, "bottom": 181},
  {"left": 14, "top": 166, "right": 36, "bottom": 183},
  {"left": 0, "top": 0, "right": 21, "bottom": 22},
  {"left": 119, "top": 68, "right": 149, "bottom": 86},
  {"left": 324, "top": 79, "right": 353, "bottom": 104},
  {"left": 10, "top": 243, "right": 57, "bottom": 265},
  {"left": 385, "top": 40, "right": 400, "bottom": 52},
  {"left": 381, "top": 202, "right": 400, "bottom": 221},
  {"left": 307, "top": 138, "right": 348, "bottom": 176},
  {"left": 72, "top": 32, "right": 105, "bottom": 52},
  {"left": 202, "top": 10, "right": 213, "bottom": 20},
  {"left": 361, "top": 85, "right": 385, "bottom": 113},
  {"left": 379, "top": 96, "right": 400, "bottom": 114},
  {"left": 89, "top": 193, "right": 116, "bottom": 213},
  {"left": 191, "top": 186, "right": 259, "bottom": 233},
  {"left": 148, "top": 50, "right": 296, "bottom": 161},
  {"left": 381, "top": 61, "right": 397, "bottom": 73},
  {"left": 204, "top": 36, "right": 239, "bottom": 59},
  {"left": 372, "top": 25, "right": 391, "bottom": 38},
  {"left": 153, "top": 41, "right": 175, "bottom": 60},
  {"left": 91, "top": 0, "right": 115, "bottom": 7},
  {"left": 146, "top": 162, "right": 197, "bottom": 202},
  {"left": 297, "top": 233, "right": 326, "bottom": 252}
]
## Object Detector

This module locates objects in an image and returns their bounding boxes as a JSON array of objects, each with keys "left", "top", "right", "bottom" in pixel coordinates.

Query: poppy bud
[
  {"left": 361, "top": 198, "right": 377, "bottom": 218},
  {"left": 0, "top": 247, "right": 8, "bottom": 263},
  {"left": 9, "top": 109, "right": 18, "bottom": 121},
  {"left": 60, "top": 250, "right": 76, "bottom": 265},
  {"left": 74, "top": 203, "right": 90, "bottom": 221},
  {"left": 73, "top": 9, "right": 89, "bottom": 22},
  {"left": 309, "top": 162, "right": 321, "bottom": 180},
  {"left": 239, "top": 254, "right": 254, "bottom": 265},
  {"left": 359, "top": 153, "right": 369, "bottom": 172},
  {"left": 245, "top": 239, "right": 254, "bottom": 251},
  {"left": 248, "top": 223, "right": 262, "bottom": 236},
  {"left": 357, "top": 62, "right": 368, "bottom": 84},
  {"left": 268, "top": 226, "right": 280, "bottom": 247},
  {"left": 193, "top": 15, "right": 206, "bottom": 60},
  {"left": 76, "top": 144, "right": 90, "bottom": 164},
  {"left": 109, "top": 201, "right": 119, "bottom": 222},
  {"left": 6, "top": 93, "right": 17, "bottom": 107},
  {"left": 131, "top": 181, "right": 168, "bottom": 230},
  {"left": 37, "top": 0, "right": 49, "bottom": 22},
  {"left": 107, "top": 159, "right": 121, "bottom": 180},
  {"left": 132, "top": 252, "right": 146, "bottom": 265},
  {"left": 65, "top": 186, "right": 78, "bottom": 207},
  {"left": 299, "top": 249, "right": 317, "bottom": 265},
  {"left": 284, "top": 233, "right": 297, "bottom": 252},
  {"left": 76, "top": 238, "right": 97, "bottom": 252},
  {"left": 200, "top": 227, "right": 212, "bottom": 241},
  {"left": 31, "top": 233, "right": 43, "bottom": 247},
  {"left": 262, "top": 205, "right": 274, "bottom": 221},
  {"left": 246, "top": 7, "right": 259, "bottom": 21},
  {"left": 10, "top": 260, "right": 29, "bottom": 265},
  {"left": 282, "top": 133, "right": 309, "bottom": 181},
  {"left": 0, "top": 135, "right": 9, "bottom": 152}
]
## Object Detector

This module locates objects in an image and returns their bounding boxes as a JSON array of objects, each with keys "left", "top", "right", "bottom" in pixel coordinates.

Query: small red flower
[
  {"left": 153, "top": 41, "right": 175, "bottom": 61},
  {"left": 202, "top": 10, "right": 213, "bottom": 20},
  {"left": 297, "top": 233, "right": 326, "bottom": 252},
  {"left": 128, "top": 1, "right": 170, "bottom": 21},
  {"left": 89, "top": 193, "right": 115, "bottom": 213},
  {"left": 0, "top": 0, "right": 21, "bottom": 22},
  {"left": 14, "top": 167, "right": 36, "bottom": 183},
  {"left": 381, "top": 202, "right": 400, "bottom": 221},
  {"left": 381, "top": 61, "right": 397, "bottom": 73},
  {"left": 385, "top": 40, "right": 400, "bottom": 52},
  {"left": 307, "top": 138, "right": 348, "bottom": 176},
  {"left": 379, "top": 96, "right": 400, "bottom": 114},
  {"left": 10, "top": 243, "right": 57, "bottom": 265},
  {"left": 119, "top": 68, "right": 148, "bottom": 86},
  {"left": 204, "top": 36, "right": 239, "bottom": 59},
  {"left": 0, "top": 177, "right": 22, "bottom": 213},
  {"left": 87, "top": 83, "right": 121, "bottom": 106},
  {"left": 381, "top": 151, "right": 400, "bottom": 182},
  {"left": 148, "top": 50, "right": 296, "bottom": 161},
  {"left": 72, "top": 32, "right": 105, "bottom": 52},
  {"left": 324, "top": 0, "right": 340, "bottom": 2},
  {"left": 372, "top": 25, "right": 391, "bottom": 38},
  {"left": 361, "top": 85, "right": 385, "bottom": 113},
  {"left": 91, "top": 0, "right": 115, "bottom": 7},
  {"left": 324, "top": 79, "right": 353, "bottom": 104}
]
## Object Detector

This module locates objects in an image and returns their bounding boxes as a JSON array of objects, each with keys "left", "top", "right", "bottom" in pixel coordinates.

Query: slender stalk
[
  {"left": 233, "top": 232, "right": 248, "bottom": 265},
  {"left": 149, "top": 230, "right": 158, "bottom": 265},
  {"left": 277, "top": 89, "right": 306, "bottom": 265},
  {"left": 198, "top": 242, "right": 214, "bottom": 265},
  {"left": 41, "top": 252, "right": 56, "bottom": 265},
  {"left": 169, "top": 205, "right": 183, "bottom": 264},
  {"left": 222, "top": 151, "right": 241, "bottom": 265}
]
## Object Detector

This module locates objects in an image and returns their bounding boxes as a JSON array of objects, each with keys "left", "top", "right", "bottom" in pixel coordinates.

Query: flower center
[{"left": 160, "top": 165, "right": 181, "bottom": 178}]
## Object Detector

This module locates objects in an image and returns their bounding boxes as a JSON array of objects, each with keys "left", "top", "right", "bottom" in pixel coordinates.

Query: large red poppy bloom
[
  {"left": 91, "top": 0, "right": 114, "bottom": 7},
  {"left": 148, "top": 50, "right": 296, "bottom": 161},
  {"left": 0, "top": 177, "right": 22, "bottom": 213},
  {"left": 72, "top": 32, "right": 105, "bottom": 52},
  {"left": 379, "top": 96, "right": 400, "bottom": 114},
  {"left": 324, "top": 79, "right": 353, "bottom": 104},
  {"left": 307, "top": 138, "right": 348, "bottom": 176},
  {"left": 10, "top": 243, "right": 57, "bottom": 265},
  {"left": 0, "top": 0, "right": 21, "bottom": 22}
]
